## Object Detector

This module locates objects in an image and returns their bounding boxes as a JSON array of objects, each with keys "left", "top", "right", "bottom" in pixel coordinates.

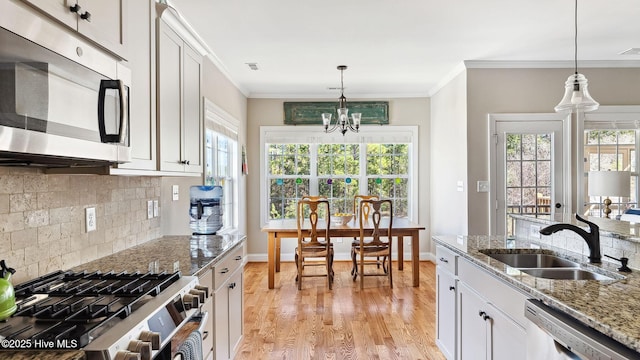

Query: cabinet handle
[
  {"left": 179, "top": 160, "right": 191, "bottom": 165},
  {"left": 448, "top": 286, "right": 455, "bottom": 291},
  {"left": 235, "top": 256, "right": 242, "bottom": 261},
  {"left": 228, "top": 282, "right": 236, "bottom": 289},
  {"left": 69, "top": 4, "right": 81, "bottom": 13},
  {"left": 478, "top": 311, "right": 486, "bottom": 317},
  {"left": 482, "top": 314, "right": 491, "bottom": 321},
  {"left": 220, "top": 268, "right": 229, "bottom": 274},
  {"left": 202, "top": 331, "right": 209, "bottom": 340},
  {"left": 80, "top": 11, "right": 91, "bottom": 21},
  {"left": 439, "top": 257, "right": 448, "bottom": 263}
]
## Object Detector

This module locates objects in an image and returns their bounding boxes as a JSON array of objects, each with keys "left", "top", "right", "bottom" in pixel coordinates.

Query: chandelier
[
  {"left": 322, "top": 65, "right": 361, "bottom": 135},
  {"left": 554, "top": 0, "right": 599, "bottom": 113}
]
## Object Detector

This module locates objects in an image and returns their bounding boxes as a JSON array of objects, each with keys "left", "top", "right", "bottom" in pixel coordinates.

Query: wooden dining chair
[
  {"left": 350, "top": 195, "right": 384, "bottom": 275},
  {"left": 301, "top": 195, "right": 327, "bottom": 201},
  {"left": 352, "top": 199, "right": 393, "bottom": 289},
  {"left": 295, "top": 199, "right": 334, "bottom": 290}
]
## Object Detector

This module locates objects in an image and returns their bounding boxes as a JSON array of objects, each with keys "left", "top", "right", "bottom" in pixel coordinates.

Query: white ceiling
[{"left": 169, "top": 0, "right": 640, "bottom": 99}]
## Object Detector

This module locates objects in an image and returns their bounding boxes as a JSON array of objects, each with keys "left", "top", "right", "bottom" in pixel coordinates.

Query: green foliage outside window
[{"left": 267, "top": 142, "right": 410, "bottom": 220}]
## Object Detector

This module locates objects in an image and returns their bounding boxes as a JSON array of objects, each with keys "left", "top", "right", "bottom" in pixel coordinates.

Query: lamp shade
[{"left": 588, "top": 171, "right": 630, "bottom": 197}]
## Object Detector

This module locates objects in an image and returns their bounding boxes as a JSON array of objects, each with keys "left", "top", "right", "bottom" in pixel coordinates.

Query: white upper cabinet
[
  {"left": 157, "top": 17, "right": 203, "bottom": 174},
  {"left": 22, "top": 0, "right": 127, "bottom": 59}
]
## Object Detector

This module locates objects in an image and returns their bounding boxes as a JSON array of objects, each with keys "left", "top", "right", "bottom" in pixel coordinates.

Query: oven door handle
[{"left": 196, "top": 310, "right": 209, "bottom": 340}]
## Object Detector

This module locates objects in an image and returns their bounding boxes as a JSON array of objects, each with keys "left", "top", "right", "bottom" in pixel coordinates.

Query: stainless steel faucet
[{"left": 539, "top": 213, "right": 601, "bottom": 263}]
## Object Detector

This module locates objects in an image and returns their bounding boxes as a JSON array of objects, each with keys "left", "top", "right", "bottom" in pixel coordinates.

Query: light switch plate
[
  {"left": 172, "top": 185, "right": 179, "bottom": 201},
  {"left": 85, "top": 207, "right": 96, "bottom": 232},
  {"left": 153, "top": 200, "right": 159, "bottom": 217},
  {"left": 147, "top": 200, "right": 153, "bottom": 219}
]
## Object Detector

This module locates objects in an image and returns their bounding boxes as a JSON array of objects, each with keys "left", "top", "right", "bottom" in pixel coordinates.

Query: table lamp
[{"left": 588, "top": 171, "right": 630, "bottom": 218}]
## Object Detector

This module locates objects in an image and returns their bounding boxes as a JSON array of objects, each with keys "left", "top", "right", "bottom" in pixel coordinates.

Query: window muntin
[
  {"left": 583, "top": 129, "right": 636, "bottom": 218},
  {"left": 266, "top": 141, "right": 411, "bottom": 220},
  {"left": 505, "top": 133, "right": 552, "bottom": 220},
  {"left": 205, "top": 129, "right": 237, "bottom": 231}
]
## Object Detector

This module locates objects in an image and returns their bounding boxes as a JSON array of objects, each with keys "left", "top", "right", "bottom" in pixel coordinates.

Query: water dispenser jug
[{"left": 189, "top": 185, "right": 223, "bottom": 235}]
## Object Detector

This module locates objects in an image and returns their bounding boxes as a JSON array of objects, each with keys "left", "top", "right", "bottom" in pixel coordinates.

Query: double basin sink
[{"left": 480, "top": 251, "right": 620, "bottom": 281}]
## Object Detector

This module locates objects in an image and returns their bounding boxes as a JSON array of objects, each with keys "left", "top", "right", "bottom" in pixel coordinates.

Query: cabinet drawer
[
  {"left": 436, "top": 245, "right": 457, "bottom": 274},
  {"left": 458, "top": 258, "right": 528, "bottom": 327},
  {"left": 213, "top": 244, "right": 245, "bottom": 290}
]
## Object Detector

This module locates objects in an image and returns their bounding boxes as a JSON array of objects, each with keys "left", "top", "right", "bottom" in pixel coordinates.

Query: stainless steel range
[{"left": 0, "top": 269, "right": 209, "bottom": 360}]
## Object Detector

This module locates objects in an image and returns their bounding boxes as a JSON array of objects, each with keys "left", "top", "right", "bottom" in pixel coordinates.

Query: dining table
[{"left": 261, "top": 217, "right": 426, "bottom": 289}]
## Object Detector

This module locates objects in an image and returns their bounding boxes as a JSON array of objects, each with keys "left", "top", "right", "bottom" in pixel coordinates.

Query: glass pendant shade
[{"left": 554, "top": 73, "right": 599, "bottom": 113}]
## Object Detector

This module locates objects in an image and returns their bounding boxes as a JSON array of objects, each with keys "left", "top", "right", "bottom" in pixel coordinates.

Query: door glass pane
[{"left": 505, "top": 132, "right": 552, "bottom": 225}]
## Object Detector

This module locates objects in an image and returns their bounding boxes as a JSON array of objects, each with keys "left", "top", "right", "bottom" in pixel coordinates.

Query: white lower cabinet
[
  {"left": 436, "top": 246, "right": 457, "bottom": 360},
  {"left": 457, "top": 257, "right": 527, "bottom": 360},
  {"left": 436, "top": 245, "right": 529, "bottom": 360},
  {"left": 458, "top": 282, "right": 526, "bottom": 360},
  {"left": 211, "top": 242, "right": 245, "bottom": 360}
]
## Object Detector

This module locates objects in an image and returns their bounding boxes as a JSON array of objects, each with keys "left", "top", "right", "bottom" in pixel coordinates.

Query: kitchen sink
[
  {"left": 519, "top": 268, "right": 615, "bottom": 281},
  {"left": 484, "top": 253, "right": 580, "bottom": 268}
]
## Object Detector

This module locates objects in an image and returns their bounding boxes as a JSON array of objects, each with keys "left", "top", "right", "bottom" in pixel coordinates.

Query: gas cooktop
[{"left": 0, "top": 270, "right": 181, "bottom": 350}]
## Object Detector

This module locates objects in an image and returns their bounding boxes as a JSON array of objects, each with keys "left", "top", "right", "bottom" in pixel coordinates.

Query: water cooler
[{"left": 189, "top": 185, "right": 223, "bottom": 235}]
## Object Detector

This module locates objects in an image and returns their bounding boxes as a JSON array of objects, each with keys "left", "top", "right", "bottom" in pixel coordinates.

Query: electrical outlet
[
  {"left": 153, "top": 200, "right": 159, "bottom": 217},
  {"left": 85, "top": 207, "right": 96, "bottom": 232},
  {"left": 147, "top": 200, "right": 153, "bottom": 219},
  {"left": 172, "top": 185, "right": 179, "bottom": 201},
  {"left": 530, "top": 224, "right": 541, "bottom": 239}
]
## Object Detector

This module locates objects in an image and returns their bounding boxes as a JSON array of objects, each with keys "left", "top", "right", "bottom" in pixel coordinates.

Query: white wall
[
  {"left": 246, "top": 98, "right": 431, "bottom": 260},
  {"left": 430, "top": 71, "right": 468, "bottom": 240}
]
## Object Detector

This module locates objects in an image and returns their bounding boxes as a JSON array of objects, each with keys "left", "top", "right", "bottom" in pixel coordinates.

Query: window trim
[
  {"left": 204, "top": 98, "right": 240, "bottom": 231},
  {"left": 259, "top": 125, "right": 419, "bottom": 226},
  {"left": 580, "top": 106, "right": 640, "bottom": 215}
]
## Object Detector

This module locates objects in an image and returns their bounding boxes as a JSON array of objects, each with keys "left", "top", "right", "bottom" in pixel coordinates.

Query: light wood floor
[{"left": 235, "top": 260, "right": 446, "bottom": 360}]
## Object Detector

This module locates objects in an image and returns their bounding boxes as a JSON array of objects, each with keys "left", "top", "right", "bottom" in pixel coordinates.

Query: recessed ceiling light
[
  {"left": 619, "top": 48, "right": 640, "bottom": 55},
  {"left": 245, "top": 62, "right": 259, "bottom": 70}
]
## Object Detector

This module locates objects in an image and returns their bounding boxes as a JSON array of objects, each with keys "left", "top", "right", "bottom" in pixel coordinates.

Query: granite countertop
[
  {"left": 0, "top": 234, "right": 246, "bottom": 360},
  {"left": 72, "top": 233, "right": 246, "bottom": 277},
  {"left": 434, "top": 234, "right": 640, "bottom": 353}
]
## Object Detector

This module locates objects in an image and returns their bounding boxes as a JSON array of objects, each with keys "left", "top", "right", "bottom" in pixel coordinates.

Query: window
[
  {"left": 583, "top": 129, "right": 636, "bottom": 218},
  {"left": 204, "top": 99, "right": 239, "bottom": 231},
  {"left": 582, "top": 107, "right": 640, "bottom": 218},
  {"left": 261, "top": 126, "right": 417, "bottom": 224}
]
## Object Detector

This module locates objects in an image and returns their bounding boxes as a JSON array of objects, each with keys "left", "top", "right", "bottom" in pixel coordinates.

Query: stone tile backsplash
[{"left": 0, "top": 167, "right": 161, "bottom": 283}]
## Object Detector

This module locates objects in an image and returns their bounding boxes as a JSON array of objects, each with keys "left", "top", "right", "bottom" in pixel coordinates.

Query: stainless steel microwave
[{"left": 0, "top": 1, "right": 131, "bottom": 167}]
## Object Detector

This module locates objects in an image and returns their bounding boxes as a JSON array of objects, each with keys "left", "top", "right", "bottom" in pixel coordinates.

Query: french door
[{"left": 490, "top": 114, "right": 570, "bottom": 235}]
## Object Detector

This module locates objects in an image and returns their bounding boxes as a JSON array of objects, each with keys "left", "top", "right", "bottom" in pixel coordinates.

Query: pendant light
[
  {"left": 554, "top": 0, "right": 599, "bottom": 113},
  {"left": 322, "top": 65, "right": 361, "bottom": 135}
]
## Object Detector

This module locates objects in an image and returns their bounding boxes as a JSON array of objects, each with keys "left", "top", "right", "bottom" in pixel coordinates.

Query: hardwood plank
[{"left": 236, "top": 261, "right": 446, "bottom": 360}]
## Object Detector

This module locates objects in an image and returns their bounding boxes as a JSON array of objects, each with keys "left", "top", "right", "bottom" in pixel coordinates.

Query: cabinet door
[
  {"left": 436, "top": 267, "right": 456, "bottom": 360},
  {"left": 214, "top": 284, "right": 230, "bottom": 360},
  {"left": 158, "top": 22, "right": 185, "bottom": 172},
  {"left": 22, "top": 0, "right": 77, "bottom": 29},
  {"left": 458, "top": 282, "right": 489, "bottom": 360},
  {"left": 228, "top": 270, "right": 243, "bottom": 358},
  {"left": 182, "top": 44, "right": 203, "bottom": 173},
  {"left": 115, "top": 0, "right": 156, "bottom": 171},
  {"left": 486, "top": 302, "right": 526, "bottom": 360},
  {"left": 78, "top": 0, "right": 126, "bottom": 58}
]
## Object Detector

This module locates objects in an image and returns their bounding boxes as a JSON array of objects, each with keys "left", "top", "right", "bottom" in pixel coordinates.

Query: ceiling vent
[{"left": 246, "top": 62, "right": 259, "bottom": 70}]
